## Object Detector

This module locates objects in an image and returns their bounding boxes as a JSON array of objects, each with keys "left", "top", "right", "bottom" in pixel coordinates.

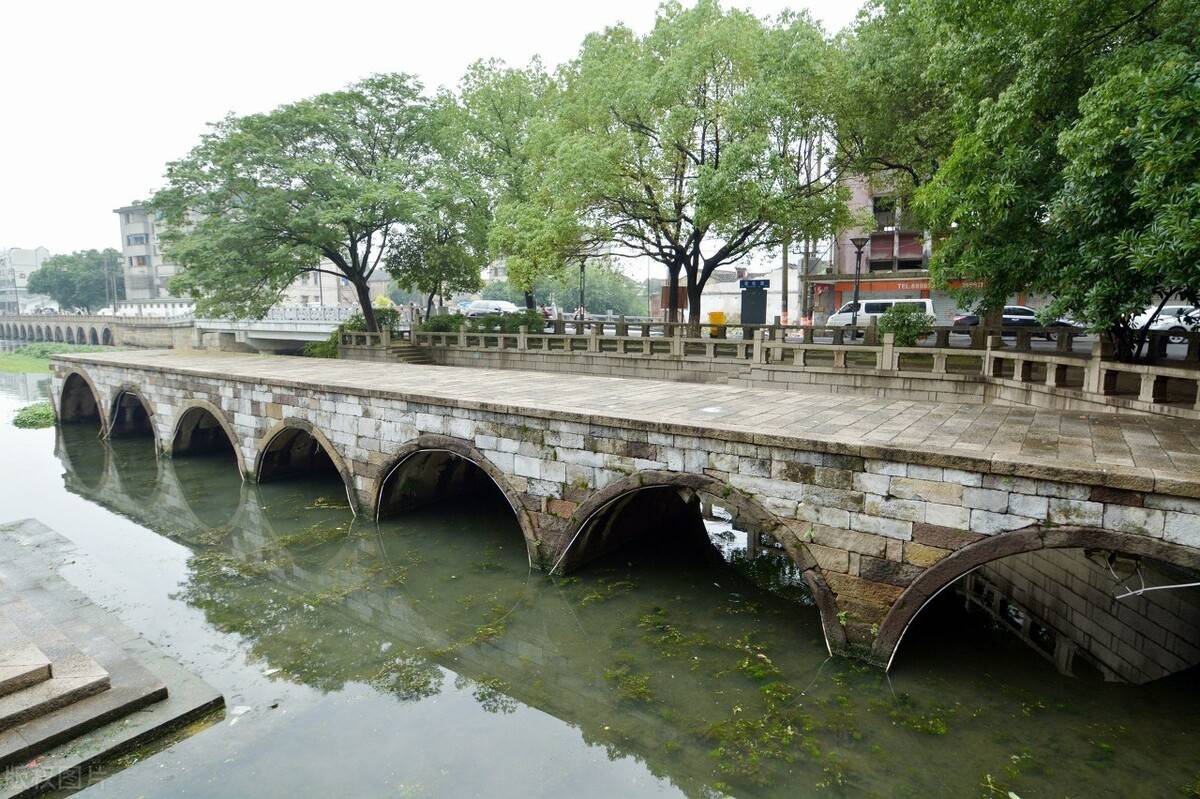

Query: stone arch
[
  {"left": 54, "top": 326, "right": 63, "bottom": 342},
  {"left": 101, "top": 327, "right": 113, "bottom": 346},
  {"left": 36, "top": 325, "right": 45, "bottom": 341},
  {"left": 65, "top": 327, "right": 75, "bottom": 343},
  {"left": 254, "top": 417, "right": 359, "bottom": 515},
  {"left": 557, "top": 470, "right": 844, "bottom": 653},
  {"left": 171, "top": 400, "right": 247, "bottom": 478},
  {"left": 373, "top": 434, "right": 541, "bottom": 567},
  {"left": 58, "top": 370, "right": 106, "bottom": 428},
  {"left": 76, "top": 326, "right": 85, "bottom": 343},
  {"left": 107, "top": 386, "right": 157, "bottom": 445},
  {"left": 88, "top": 327, "right": 99, "bottom": 345},
  {"left": 874, "top": 524, "right": 1200, "bottom": 671}
]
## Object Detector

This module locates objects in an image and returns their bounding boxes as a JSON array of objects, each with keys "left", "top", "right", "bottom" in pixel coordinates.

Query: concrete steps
[
  {"left": 0, "top": 594, "right": 164, "bottom": 772},
  {"left": 0, "top": 644, "right": 51, "bottom": 698},
  {"left": 388, "top": 344, "right": 433, "bottom": 365},
  {"left": 0, "top": 653, "right": 110, "bottom": 734},
  {"left": 0, "top": 519, "right": 222, "bottom": 798}
]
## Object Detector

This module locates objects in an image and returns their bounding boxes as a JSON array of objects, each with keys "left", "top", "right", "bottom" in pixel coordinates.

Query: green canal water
[{"left": 0, "top": 363, "right": 1198, "bottom": 798}]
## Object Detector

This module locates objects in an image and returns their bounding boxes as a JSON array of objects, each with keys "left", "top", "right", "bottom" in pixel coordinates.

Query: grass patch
[
  {"left": 12, "top": 402, "right": 55, "bottom": 429},
  {"left": 0, "top": 343, "right": 114, "bottom": 374}
]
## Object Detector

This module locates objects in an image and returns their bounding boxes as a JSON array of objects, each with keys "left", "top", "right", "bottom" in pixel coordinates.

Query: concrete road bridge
[{"left": 49, "top": 350, "right": 1200, "bottom": 665}]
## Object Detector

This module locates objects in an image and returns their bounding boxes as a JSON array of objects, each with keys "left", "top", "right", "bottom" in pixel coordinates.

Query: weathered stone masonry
[{"left": 51, "top": 353, "right": 1200, "bottom": 667}]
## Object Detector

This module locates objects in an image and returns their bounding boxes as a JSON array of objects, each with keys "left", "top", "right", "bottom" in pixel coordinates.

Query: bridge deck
[{"left": 59, "top": 349, "right": 1200, "bottom": 497}]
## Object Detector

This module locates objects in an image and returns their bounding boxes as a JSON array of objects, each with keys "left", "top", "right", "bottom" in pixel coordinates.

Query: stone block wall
[
  {"left": 976, "top": 548, "right": 1200, "bottom": 683},
  {"left": 51, "top": 355, "right": 1200, "bottom": 666}
]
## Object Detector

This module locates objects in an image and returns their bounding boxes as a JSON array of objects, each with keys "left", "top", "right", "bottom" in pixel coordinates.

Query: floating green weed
[
  {"left": 726, "top": 634, "right": 782, "bottom": 681},
  {"left": 12, "top": 402, "right": 54, "bottom": 429},
  {"left": 604, "top": 663, "right": 653, "bottom": 702}
]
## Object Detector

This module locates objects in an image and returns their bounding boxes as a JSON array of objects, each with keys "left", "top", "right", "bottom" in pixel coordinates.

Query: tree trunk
[
  {"left": 524, "top": 290, "right": 535, "bottom": 310},
  {"left": 354, "top": 280, "right": 379, "bottom": 332},
  {"left": 426, "top": 290, "right": 437, "bottom": 320},
  {"left": 667, "top": 267, "right": 680, "bottom": 323},
  {"left": 686, "top": 280, "right": 703, "bottom": 330}
]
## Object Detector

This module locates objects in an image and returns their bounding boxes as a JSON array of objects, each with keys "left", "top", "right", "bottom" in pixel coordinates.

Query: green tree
[
  {"left": 836, "top": 0, "right": 954, "bottom": 212},
  {"left": 387, "top": 182, "right": 486, "bottom": 318},
  {"left": 387, "top": 99, "right": 489, "bottom": 317},
  {"left": 451, "top": 59, "right": 559, "bottom": 306},
  {"left": 1048, "top": 25, "right": 1199, "bottom": 355},
  {"left": 151, "top": 74, "right": 430, "bottom": 332},
  {"left": 906, "top": 0, "right": 1198, "bottom": 354},
  {"left": 481, "top": 261, "right": 646, "bottom": 316},
  {"left": 27, "top": 249, "right": 122, "bottom": 311},
  {"left": 508, "top": 0, "right": 844, "bottom": 325}
]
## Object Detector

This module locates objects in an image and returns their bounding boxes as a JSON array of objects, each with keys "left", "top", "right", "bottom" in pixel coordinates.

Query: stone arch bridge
[
  {"left": 50, "top": 350, "right": 1200, "bottom": 666},
  {"left": 1, "top": 314, "right": 191, "bottom": 348}
]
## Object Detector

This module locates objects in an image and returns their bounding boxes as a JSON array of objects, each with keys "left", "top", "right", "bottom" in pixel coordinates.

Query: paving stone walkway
[{"left": 65, "top": 350, "right": 1200, "bottom": 490}]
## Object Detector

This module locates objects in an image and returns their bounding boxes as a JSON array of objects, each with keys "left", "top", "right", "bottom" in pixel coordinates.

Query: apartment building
[
  {"left": 114, "top": 203, "right": 176, "bottom": 300},
  {"left": 813, "top": 176, "right": 956, "bottom": 321},
  {"left": 0, "top": 246, "right": 52, "bottom": 312}
]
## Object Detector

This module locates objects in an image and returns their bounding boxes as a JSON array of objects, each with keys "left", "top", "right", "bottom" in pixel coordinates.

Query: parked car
[
  {"left": 1133, "top": 304, "right": 1196, "bottom": 331},
  {"left": 463, "top": 300, "right": 521, "bottom": 318},
  {"left": 826, "top": 298, "right": 934, "bottom": 328},
  {"left": 952, "top": 305, "right": 1082, "bottom": 339},
  {"left": 1148, "top": 308, "right": 1200, "bottom": 344}
]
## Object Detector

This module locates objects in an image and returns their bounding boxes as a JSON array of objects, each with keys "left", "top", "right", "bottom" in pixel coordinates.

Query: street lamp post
[{"left": 849, "top": 236, "right": 869, "bottom": 328}]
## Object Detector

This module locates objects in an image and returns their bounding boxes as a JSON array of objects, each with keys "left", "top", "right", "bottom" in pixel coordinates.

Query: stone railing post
[
  {"left": 588, "top": 324, "right": 600, "bottom": 353},
  {"left": 518, "top": 325, "right": 528, "bottom": 350},
  {"left": 880, "top": 332, "right": 896, "bottom": 371},
  {"left": 381, "top": 328, "right": 391, "bottom": 347},
  {"left": 616, "top": 315, "right": 628, "bottom": 337},
  {"left": 1138, "top": 372, "right": 1167, "bottom": 404},
  {"left": 1085, "top": 339, "right": 1113, "bottom": 394},
  {"left": 752, "top": 328, "right": 765, "bottom": 364},
  {"left": 984, "top": 334, "right": 1002, "bottom": 377},
  {"left": 932, "top": 351, "right": 948, "bottom": 374},
  {"left": 671, "top": 324, "right": 684, "bottom": 357},
  {"left": 457, "top": 324, "right": 467, "bottom": 348}
]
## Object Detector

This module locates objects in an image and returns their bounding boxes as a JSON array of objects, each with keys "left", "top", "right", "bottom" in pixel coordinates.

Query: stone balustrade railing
[
  {"left": 410, "top": 322, "right": 1200, "bottom": 417},
  {"left": 339, "top": 328, "right": 413, "bottom": 348}
]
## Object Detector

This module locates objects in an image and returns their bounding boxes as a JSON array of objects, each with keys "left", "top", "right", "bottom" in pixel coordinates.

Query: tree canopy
[
  {"left": 27, "top": 249, "right": 122, "bottom": 312},
  {"left": 494, "top": 0, "right": 847, "bottom": 324},
  {"left": 849, "top": 0, "right": 1199, "bottom": 352},
  {"left": 481, "top": 261, "right": 647, "bottom": 316},
  {"left": 151, "top": 74, "right": 430, "bottom": 331}
]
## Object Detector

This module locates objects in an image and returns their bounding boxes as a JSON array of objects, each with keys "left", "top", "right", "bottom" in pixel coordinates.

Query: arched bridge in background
[{"left": 50, "top": 350, "right": 1200, "bottom": 666}]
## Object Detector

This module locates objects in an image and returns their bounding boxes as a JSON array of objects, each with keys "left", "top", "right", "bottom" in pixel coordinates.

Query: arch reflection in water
[{"left": 49, "top": 433, "right": 1200, "bottom": 798}]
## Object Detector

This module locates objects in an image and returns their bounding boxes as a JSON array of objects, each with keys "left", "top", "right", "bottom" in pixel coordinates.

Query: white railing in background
[{"left": 264, "top": 304, "right": 359, "bottom": 322}]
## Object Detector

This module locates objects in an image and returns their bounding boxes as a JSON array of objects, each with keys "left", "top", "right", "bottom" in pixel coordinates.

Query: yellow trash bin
[{"left": 708, "top": 311, "right": 727, "bottom": 338}]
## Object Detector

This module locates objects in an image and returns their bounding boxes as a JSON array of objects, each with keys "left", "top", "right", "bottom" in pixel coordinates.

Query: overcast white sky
[{"left": 0, "top": 0, "right": 859, "bottom": 255}]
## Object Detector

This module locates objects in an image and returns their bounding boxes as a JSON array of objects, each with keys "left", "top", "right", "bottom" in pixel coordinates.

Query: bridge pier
[{"left": 48, "top": 352, "right": 1200, "bottom": 668}]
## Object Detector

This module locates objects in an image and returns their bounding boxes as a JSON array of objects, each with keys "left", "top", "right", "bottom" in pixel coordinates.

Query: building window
[
  {"left": 872, "top": 196, "right": 896, "bottom": 229},
  {"left": 131, "top": 256, "right": 147, "bottom": 267},
  {"left": 127, "top": 234, "right": 147, "bottom": 245}
]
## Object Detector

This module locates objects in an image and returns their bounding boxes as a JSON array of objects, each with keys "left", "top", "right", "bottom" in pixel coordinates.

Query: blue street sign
[{"left": 739, "top": 279, "right": 770, "bottom": 289}]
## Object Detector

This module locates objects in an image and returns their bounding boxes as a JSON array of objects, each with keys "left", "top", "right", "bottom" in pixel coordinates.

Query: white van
[{"left": 826, "top": 298, "right": 934, "bottom": 327}]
